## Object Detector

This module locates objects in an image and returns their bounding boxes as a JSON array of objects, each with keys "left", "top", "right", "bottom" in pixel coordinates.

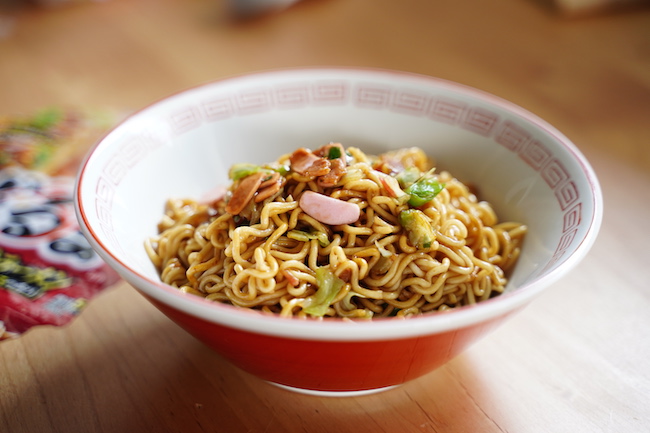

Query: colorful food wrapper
[{"left": 0, "top": 108, "right": 120, "bottom": 340}]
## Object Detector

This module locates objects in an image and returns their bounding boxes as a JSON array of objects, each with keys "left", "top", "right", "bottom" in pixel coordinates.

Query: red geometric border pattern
[
  {"left": 563, "top": 203, "right": 582, "bottom": 232},
  {"left": 390, "top": 90, "right": 430, "bottom": 116},
  {"left": 312, "top": 80, "right": 348, "bottom": 104},
  {"left": 355, "top": 84, "right": 392, "bottom": 108},
  {"left": 235, "top": 88, "right": 273, "bottom": 115},
  {"left": 519, "top": 139, "right": 552, "bottom": 171},
  {"left": 555, "top": 181, "right": 579, "bottom": 211},
  {"left": 462, "top": 107, "right": 500, "bottom": 136},
  {"left": 275, "top": 84, "right": 311, "bottom": 108},
  {"left": 541, "top": 159, "right": 570, "bottom": 189},
  {"left": 93, "top": 80, "right": 582, "bottom": 273},
  {"left": 170, "top": 106, "right": 202, "bottom": 134},
  {"left": 203, "top": 97, "right": 236, "bottom": 121},
  {"left": 428, "top": 98, "right": 467, "bottom": 124},
  {"left": 495, "top": 121, "right": 530, "bottom": 152}
]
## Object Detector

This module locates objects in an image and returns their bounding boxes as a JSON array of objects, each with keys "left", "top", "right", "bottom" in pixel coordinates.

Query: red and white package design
[{"left": 0, "top": 167, "right": 120, "bottom": 339}]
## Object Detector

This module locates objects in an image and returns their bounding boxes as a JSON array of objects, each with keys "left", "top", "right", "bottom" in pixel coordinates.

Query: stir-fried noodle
[{"left": 145, "top": 145, "right": 526, "bottom": 319}]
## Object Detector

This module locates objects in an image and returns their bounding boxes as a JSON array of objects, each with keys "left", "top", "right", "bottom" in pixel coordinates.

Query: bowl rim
[{"left": 75, "top": 66, "right": 604, "bottom": 341}]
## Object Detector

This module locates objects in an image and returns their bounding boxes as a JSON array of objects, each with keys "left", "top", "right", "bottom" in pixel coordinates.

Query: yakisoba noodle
[{"left": 145, "top": 144, "right": 526, "bottom": 319}]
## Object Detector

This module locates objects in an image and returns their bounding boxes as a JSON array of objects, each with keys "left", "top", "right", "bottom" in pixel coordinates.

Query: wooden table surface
[{"left": 1, "top": 0, "right": 650, "bottom": 432}]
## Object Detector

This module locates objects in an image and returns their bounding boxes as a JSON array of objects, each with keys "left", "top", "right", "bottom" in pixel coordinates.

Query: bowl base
[{"left": 268, "top": 381, "right": 399, "bottom": 397}]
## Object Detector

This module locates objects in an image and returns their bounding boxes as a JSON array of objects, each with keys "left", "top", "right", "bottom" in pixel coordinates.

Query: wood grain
[{"left": 1, "top": 0, "right": 649, "bottom": 431}]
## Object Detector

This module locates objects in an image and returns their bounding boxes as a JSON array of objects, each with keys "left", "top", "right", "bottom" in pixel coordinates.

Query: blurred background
[{"left": 1, "top": 0, "right": 649, "bottom": 171}]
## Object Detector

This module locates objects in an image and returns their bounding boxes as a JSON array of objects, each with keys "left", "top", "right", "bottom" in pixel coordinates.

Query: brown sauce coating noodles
[{"left": 144, "top": 145, "right": 526, "bottom": 319}]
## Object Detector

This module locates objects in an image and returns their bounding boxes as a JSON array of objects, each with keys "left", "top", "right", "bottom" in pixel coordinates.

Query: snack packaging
[{"left": 0, "top": 108, "right": 120, "bottom": 339}]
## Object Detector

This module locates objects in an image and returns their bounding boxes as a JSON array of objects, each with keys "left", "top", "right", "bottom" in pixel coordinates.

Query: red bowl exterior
[{"left": 148, "top": 296, "right": 522, "bottom": 392}]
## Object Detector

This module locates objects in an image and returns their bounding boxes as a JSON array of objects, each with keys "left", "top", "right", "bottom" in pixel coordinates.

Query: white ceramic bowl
[{"left": 75, "top": 68, "right": 602, "bottom": 396}]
